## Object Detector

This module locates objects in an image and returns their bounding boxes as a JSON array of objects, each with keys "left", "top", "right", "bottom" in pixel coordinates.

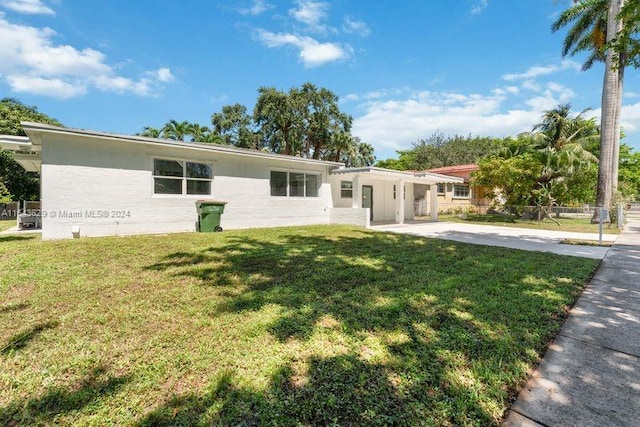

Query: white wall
[
  {"left": 330, "top": 176, "right": 414, "bottom": 222},
  {"left": 329, "top": 208, "right": 370, "bottom": 228},
  {"left": 40, "top": 134, "right": 333, "bottom": 239}
]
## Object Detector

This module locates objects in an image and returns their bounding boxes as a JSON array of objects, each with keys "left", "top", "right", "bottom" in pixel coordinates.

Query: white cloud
[
  {"left": 6, "top": 75, "right": 85, "bottom": 98},
  {"left": 254, "top": 29, "right": 350, "bottom": 67},
  {"left": 0, "top": 0, "right": 53, "bottom": 15},
  {"left": 0, "top": 14, "right": 173, "bottom": 98},
  {"left": 502, "top": 60, "right": 580, "bottom": 81},
  {"left": 351, "top": 85, "right": 582, "bottom": 154},
  {"left": 290, "top": 0, "right": 327, "bottom": 27},
  {"left": 620, "top": 101, "right": 640, "bottom": 132},
  {"left": 153, "top": 67, "right": 174, "bottom": 82},
  {"left": 238, "top": 0, "right": 273, "bottom": 16},
  {"left": 343, "top": 16, "right": 370, "bottom": 37},
  {"left": 470, "top": 0, "right": 488, "bottom": 15}
]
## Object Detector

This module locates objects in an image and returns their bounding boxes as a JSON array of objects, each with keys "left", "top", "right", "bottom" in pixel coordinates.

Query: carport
[{"left": 329, "top": 167, "right": 463, "bottom": 225}]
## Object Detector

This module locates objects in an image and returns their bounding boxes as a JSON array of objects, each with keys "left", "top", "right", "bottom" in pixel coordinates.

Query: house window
[
  {"left": 341, "top": 181, "right": 353, "bottom": 198},
  {"left": 453, "top": 184, "right": 470, "bottom": 198},
  {"left": 270, "top": 171, "right": 320, "bottom": 197},
  {"left": 154, "top": 159, "right": 212, "bottom": 195},
  {"left": 437, "top": 183, "right": 445, "bottom": 194}
]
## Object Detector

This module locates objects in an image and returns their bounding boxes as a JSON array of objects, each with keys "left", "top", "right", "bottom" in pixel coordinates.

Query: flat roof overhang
[
  {"left": 330, "top": 166, "right": 464, "bottom": 185},
  {"left": 0, "top": 135, "right": 41, "bottom": 172}
]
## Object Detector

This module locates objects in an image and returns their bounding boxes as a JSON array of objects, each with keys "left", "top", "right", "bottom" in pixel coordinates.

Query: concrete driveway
[{"left": 372, "top": 221, "right": 618, "bottom": 259}]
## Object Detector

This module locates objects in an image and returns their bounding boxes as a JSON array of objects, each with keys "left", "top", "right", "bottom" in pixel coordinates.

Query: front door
[{"left": 362, "top": 185, "right": 373, "bottom": 221}]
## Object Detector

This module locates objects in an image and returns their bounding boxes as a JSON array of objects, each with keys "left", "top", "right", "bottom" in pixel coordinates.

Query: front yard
[
  {"left": 0, "top": 225, "right": 598, "bottom": 425},
  {"left": 0, "top": 219, "right": 16, "bottom": 232}
]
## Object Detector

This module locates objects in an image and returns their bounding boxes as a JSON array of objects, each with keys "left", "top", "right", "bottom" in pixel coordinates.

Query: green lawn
[
  {"left": 0, "top": 219, "right": 16, "bottom": 232},
  {"left": 437, "top": 213, "right": 620, "bottom": 234},
  {"left": 0, "top": 225, "right": 599, "bottom": 426}
]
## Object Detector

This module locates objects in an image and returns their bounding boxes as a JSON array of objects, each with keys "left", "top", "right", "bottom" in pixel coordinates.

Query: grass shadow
[
  {"left": 0, "top": 235, "right": 37, "bottom": 243},
  {"left": 141, "top": 227, "right": 597, "bottom": 424},
  {"left": 0, "top": 365, "right": 132, "bottom": 425},
  {"left": 1, "top": 320, "right": 59, "bottom": 355},
  {"left": 0, "top": 302, "right": 29, "bottom": 315}
]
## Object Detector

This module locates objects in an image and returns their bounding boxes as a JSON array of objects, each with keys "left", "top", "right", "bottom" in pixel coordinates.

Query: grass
[
  {"left": 0, "top": 219, "right": 16, "bottom": 232},
  {"left": 0, "top": 225, "right": 599, "bottom": 426},
  {"left": 438, "top": 213, "right": 620, "bottom": 234}
]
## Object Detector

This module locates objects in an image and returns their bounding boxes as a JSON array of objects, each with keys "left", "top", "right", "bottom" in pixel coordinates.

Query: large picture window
[
  {"left": 154, "top": 159, "right": 212, "bottom": 195},
  {"left": 270, "top": 171, "right": 320, "bottom": 197},
  {"left": 453, "top": 184, "right": 470, "bottom": 198}
]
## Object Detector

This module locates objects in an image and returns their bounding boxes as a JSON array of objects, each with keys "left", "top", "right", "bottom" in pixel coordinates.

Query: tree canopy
[
  {"left": 473, "top": 104, "right": 600, "bottom": 212},
  {"left": 142, "top": 83, "right": 375, "bottom": 167},
  {"left": 376, "top": 132, "right": 505, "bottom": 171},
  {"left": 0, "top": 98, "right": 62, "bottom": 201}
]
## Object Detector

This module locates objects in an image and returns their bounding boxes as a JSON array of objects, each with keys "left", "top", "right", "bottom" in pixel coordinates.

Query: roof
[
  {"left": 331, "top": 167, "right": 463, "bottom": 185},
  {"left": 19, "top": 122, "right": 345, "bottom": 167},
  {"left": 425, "top": 164, "right": 478, "bottom": 174},
  {"left": 0, "top": 135, "right": 41, "bottom": 171},
  {"left": 425, "top": 164, "right": 478, "bottom": 182}
]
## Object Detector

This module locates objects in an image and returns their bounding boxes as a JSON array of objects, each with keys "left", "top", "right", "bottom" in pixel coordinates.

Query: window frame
[
  {"left": 340, "top": 181, "right": 353, "bottom": 199},
  {"left": 270, "top": 170, "right": 321, "bottom": 198},
  {"left": 437, "top": 183, "right": 445, "bottom": 195},
  {"left": 153, "top": 158, "right": 213, "bottom": 196},
  {"left": 453, "top": 184, "right": 470, "bottom": 199}
]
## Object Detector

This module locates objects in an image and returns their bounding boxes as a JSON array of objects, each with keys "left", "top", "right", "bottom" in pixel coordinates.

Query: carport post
[
  {"left": 352, "top": 175, "right": 361, "bottom": 209},
  {"left": 430, "top": 184, "right": 439, "bottom": 221},
  {"left": 395, "top": 180, "right": 405, "bottom": 224}
]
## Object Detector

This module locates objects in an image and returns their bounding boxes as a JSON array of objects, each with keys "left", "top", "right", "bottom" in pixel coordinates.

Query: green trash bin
[{"left": 196, "top": 200, "right": 227, "bottom": 232}]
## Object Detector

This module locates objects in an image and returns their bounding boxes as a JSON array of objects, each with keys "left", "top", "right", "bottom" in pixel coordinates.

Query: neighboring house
[
  {"left": 1, "top": 123, "right": 462, "bottom": 239},
  {"left": 415, "top": 164, "right": 491, "bottom": 215}
]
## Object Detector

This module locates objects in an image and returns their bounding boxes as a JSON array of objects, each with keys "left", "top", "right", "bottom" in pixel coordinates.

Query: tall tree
[
  {"left": 253, "top": 83, "right": 355, "bottom": 160},
  {"left": 0, "top": 98, "right": 62, "bottom": 200},
  {"left": 211, "top": 103, "right": 259, "bottom": 148},
  {"left": 552, "top": 0, "right": 626, "bottom": 221}
]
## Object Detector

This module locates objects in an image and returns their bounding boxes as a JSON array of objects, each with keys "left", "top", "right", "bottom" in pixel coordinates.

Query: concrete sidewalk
[{"left": 503, "top": 221, "right": 640, "bottom": 426}]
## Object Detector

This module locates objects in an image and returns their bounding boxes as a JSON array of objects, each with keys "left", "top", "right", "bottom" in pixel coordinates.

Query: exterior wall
[
  {"left": 415, "top": 184, "right": 490, "bottom": 215},
  {"left": 329, "top": 208, "right": 370, "bottom": 228},
  {"left": 330, "top": 176, "right": 414, "bottom": 222},
  {"left": 40, "top": 134, "right": 333, "bottom": 239}
]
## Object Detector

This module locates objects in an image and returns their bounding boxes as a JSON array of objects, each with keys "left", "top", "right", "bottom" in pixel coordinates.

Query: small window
[
  {"left": 270, "top": 171, "right": 288, "bottom": 197},
  {"left": 154, "top": 159, "right": 212, "bottom": 195},
  {"left": 341, "top": 181, "right": 353, "bottom": 198},
  {"left": 437, "top": 183, "right": 445, "bottom": 194},
  {"left": 454, "top": 184, "right": 470, "bottom": 198}
]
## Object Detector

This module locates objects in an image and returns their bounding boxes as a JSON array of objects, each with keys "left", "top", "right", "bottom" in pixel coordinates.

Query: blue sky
[{"left": 1, "top": 0, "right": 639, "bottom": 160}]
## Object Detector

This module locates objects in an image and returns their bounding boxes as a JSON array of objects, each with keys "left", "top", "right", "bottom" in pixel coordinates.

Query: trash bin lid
[{"left": 195, "top": 199, "right": 228, "bottom": 208}]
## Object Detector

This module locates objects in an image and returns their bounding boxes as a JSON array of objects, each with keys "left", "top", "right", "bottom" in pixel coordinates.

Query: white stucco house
[{"left": 0, "top": 122, "right": 462, "bottom": 240}]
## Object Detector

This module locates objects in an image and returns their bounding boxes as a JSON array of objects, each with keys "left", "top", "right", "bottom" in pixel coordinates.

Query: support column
[
  {"left": 395, "top": 180, "right": 405, "bottom": 224},
  {"left": 430, "top": 183, "right": 439, "bottom": 221},
  {"left": 352, "top": 175, "right": 361, "bottom": 208}
]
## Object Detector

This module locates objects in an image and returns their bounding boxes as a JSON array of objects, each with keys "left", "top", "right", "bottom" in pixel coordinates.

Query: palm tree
[
  {"left": 553, "top": 0, "right": 626, "bottom": 222},
  {"left": 138, "top": 126, "right": 161, "bottom": 138},
  {"left": 161, "top": 119, "right": 191, "bottom": 141},
  {"left": 187, "top": 123, "right": 212, "bottom": 142}
]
